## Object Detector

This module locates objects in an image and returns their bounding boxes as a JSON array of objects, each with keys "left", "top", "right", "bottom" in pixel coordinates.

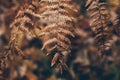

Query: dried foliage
[
  {"left": 86, "top": 0, "right": 113, "bottom": 55},
  {"left": 2, "top": 0, "right": 80, "bottom": 71},
  {"left": 0, "top": 0, "right": 120, "bottom": 80},
  {"left": 38, "top": 0, "right": 79, "bottom": 69},
  {"left": 8, "top": 1, "right": 40, "bottom": 55}
]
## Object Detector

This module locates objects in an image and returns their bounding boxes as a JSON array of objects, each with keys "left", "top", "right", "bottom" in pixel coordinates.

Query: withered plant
[
  {"left": 2, "top": 0, "right": 80, "bottom": 72},
  {"left": 1, "top": 0, "right": 120, "bottom": 75},
  {"left": 86, "top": 0, "right": 113, "bottom": 56}
]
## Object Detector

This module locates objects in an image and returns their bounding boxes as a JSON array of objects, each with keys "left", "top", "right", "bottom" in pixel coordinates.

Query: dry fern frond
[
  {"left": 38, "top": 0, "right": 79, "bottom": 70},
  {"left": 86, "top": 0, "right": 113, "bottom": 55},
  {"left": 39, "top": 0, "right": 78, "bottom": 67},
  {"left": 4, "top": 0, "right": 41, "bottom": 58},
  {"left": 0, "top": 0, "right": 32, "bottom": 69},
  {"left": 114, "top": 7, "right": 120, "bottom": 36}
]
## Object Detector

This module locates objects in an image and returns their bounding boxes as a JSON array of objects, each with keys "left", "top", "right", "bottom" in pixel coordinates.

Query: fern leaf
[
  {"left": 39, "top": 0, "right": 79, "bottom": 68},
  {"left": 8, "top": 1, "right": 41, "bottom": 56},
  {"left": 87, "top": 0, "right": 112, "bottom": 55}
]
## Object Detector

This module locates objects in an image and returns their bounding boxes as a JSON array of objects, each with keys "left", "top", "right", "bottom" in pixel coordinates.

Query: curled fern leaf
[{"left": 7, "top": 1, "right": 41, "bottom": 56}]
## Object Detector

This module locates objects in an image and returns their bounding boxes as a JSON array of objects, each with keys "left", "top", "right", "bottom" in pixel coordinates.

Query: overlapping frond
[{"left": 4, "top": 0, "right": 79, "bottom": 71}]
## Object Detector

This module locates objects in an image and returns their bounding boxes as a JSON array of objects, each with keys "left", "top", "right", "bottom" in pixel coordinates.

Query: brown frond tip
[
  {"left": 87, "top": 0, "right": 113, "bottom": 55},
  {"left": 0, "top": 46, "right": 10, "bottom": 69}
]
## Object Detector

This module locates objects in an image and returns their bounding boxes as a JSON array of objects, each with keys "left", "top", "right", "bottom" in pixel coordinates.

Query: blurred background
[{"left": 0, "top": 0, "right": 120, "bottom": 80}]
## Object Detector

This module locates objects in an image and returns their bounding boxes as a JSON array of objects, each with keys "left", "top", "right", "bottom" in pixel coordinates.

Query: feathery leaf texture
[
  {"left": 6, "top": 0, "right": 79, "bottom": 70},
  {"left": 8, "top": 1, "right": 40, "bottom": 57},
  {"left": 38, "top": 0, "right": 79, "bottom": 68},
  {"left": 86, "top": 0, "right": 112, "bottom": 55}
]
